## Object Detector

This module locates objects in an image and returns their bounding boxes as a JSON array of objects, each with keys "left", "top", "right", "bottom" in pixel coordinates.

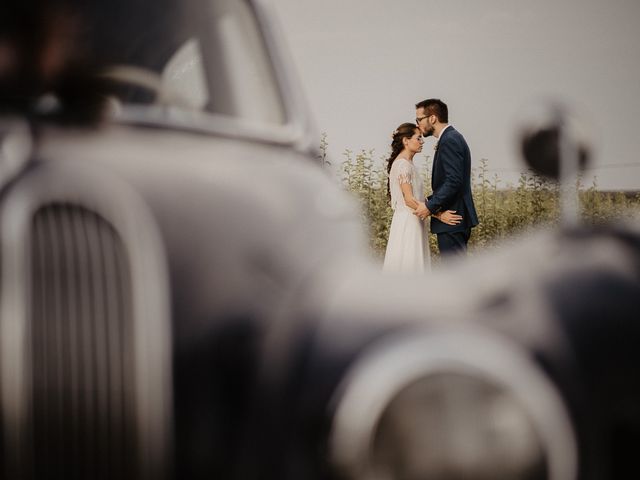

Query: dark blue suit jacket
[{"left": 426, "top": 126, "right": 479, "bottom": 234}]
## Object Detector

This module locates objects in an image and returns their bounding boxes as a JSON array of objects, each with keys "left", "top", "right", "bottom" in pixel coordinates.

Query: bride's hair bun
[{"left": 386, "top": 122, "right": 419, "bottom": 197}]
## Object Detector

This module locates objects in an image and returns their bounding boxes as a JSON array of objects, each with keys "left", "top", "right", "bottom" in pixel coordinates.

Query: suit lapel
[
  {"left": 431, "top": 145, "right": 438, "bottom": 180},
  {"left": 431, "top": 126, "right": 454, "bottom": 184}
]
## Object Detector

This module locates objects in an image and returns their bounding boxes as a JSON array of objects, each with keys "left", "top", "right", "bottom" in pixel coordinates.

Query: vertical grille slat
[
  {"left": 31, "top": 206, "right": 50, "bottom": 479},
  {"left": 61, "top": 206, "right": 81, "bottom": 477},
  {"left": 80, "top": 204, "right": 100, "bottom": 477},
  {"left": 93, "top": 210, "right": 110, "bottom": 478},
  {"left": 30, "top": 204, "right": 136, "bottom": 479},
  {"left": 84, "top": 207, "right": 103, "bottom": 475},
  {"left": 71, "top": 203, "right": 94, "bottom": 479}
]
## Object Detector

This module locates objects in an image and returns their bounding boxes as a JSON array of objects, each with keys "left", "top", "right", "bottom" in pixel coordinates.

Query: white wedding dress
[{"left": 383, "top": 158, "right": 430, "bottom": 273}]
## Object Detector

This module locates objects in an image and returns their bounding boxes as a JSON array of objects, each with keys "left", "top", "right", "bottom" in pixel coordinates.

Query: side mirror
[
  {"left": 520, "top": 124, "right": 590, "bottom": 180},
  {"left": 519, "top": 102, "right": 591, "bottom": 180},
  {"left": 518, "top": 102, "right": 592, "bottom": 226}
]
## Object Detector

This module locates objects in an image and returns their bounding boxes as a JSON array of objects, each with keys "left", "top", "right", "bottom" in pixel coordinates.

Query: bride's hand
[{"left": 437, "top": 210, "right": 462, "bottom": 226}]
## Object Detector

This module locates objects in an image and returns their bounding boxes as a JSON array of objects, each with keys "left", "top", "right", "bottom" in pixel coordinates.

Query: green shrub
[{"left": 338, "top": 147, "right": 640, "bottom": 258}]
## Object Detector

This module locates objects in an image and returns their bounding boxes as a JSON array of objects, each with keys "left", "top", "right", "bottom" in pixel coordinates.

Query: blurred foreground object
[
  {"left": 519, "top": 101, "right": 592, "bottom": 227},
  {"left": 1, "top": 1, "right": 639, "bottom": 480}
]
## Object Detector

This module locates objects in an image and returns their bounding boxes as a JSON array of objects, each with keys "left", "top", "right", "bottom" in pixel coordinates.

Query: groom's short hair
[{"left": 415, "top": 98, "right": 448, "bottom": 123}]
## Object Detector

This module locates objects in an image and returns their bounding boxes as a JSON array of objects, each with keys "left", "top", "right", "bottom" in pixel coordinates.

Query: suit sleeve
[{"left": 426, "top": 139, "right": 464, "bottom": 213}]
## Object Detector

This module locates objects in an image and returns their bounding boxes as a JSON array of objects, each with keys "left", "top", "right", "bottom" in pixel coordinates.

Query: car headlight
[{"left": 330, "top": 328, "right": 576, "bottom": 480}]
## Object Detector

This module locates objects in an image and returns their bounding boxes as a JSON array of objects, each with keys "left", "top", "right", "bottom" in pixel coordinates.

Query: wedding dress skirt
[
  {"left": 382, "top": 158, "right": 430, "bottom": 273},
  {"left": 383, "top": 210, "right": 429, "bottom": 273}
]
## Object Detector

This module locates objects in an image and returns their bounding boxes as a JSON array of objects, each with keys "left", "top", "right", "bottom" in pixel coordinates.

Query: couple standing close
[{"left": 383, "top": 99, "right": 479, "bottom": 273}]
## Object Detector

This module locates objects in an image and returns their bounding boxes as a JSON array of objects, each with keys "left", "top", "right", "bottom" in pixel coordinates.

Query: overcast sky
[{"left": 270, "top": 0, "right": 640, "bottom": 190}]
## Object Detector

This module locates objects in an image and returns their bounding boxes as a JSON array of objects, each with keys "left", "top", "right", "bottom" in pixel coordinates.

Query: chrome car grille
[{"left": 30, "top": 204, "right": 137, "bottom": 478}]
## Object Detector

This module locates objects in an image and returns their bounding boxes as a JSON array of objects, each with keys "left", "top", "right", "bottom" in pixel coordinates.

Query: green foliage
[
  {"left": 318, "top": 132, "right": 330, "bottom": 167},
  {"left": 339, "top": 150, "right": 640, "bottom": 258},
  {"left": 341, "top": 149, "right": 392, "bottom": 256}
]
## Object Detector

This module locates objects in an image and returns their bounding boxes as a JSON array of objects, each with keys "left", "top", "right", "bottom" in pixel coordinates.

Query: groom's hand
[{"left": 414, "top": 203, "right": 430, "bottom": 220}]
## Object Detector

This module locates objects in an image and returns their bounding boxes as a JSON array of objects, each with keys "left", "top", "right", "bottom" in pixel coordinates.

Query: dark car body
[{"left": 1, "top": 1, "right": 639, "bottom": 480}]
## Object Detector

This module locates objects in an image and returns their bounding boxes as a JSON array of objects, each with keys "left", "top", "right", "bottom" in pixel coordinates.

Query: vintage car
[{"left": 0, "top": 1, "right": 638, "bottom": 479}]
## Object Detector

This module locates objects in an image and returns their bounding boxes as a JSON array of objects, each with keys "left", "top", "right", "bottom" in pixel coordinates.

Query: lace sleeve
[{"left": 396, "top": 160, "right": 413, "bottom": 186}]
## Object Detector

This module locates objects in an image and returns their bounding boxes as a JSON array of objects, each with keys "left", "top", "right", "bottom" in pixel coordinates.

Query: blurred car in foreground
[{"left": 0, "top": 1, "right": 639, "bottom": 479}]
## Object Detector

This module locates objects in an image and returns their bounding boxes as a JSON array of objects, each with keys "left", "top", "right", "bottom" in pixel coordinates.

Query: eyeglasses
[{"left": 416, "top": 114, "right": 434, "bottom": 123}]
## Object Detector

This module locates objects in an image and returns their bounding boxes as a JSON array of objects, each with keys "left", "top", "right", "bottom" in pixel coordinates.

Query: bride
[{"left": 383, "top": 123, "right": 461, "bottom": 273}]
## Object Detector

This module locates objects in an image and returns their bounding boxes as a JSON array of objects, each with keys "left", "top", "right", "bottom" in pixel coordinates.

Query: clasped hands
[{"left": 413, "top": 203, "right": 463, "bottom": 226}]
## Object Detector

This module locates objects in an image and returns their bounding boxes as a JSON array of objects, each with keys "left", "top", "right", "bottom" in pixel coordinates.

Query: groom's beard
[{"left": 422, "top": 128, "right": 434, "bottom": 138}]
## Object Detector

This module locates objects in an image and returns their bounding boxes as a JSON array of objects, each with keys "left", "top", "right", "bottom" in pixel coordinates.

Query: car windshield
[{"left": 83, "top": 0, "right": 287, "bottom": 125}]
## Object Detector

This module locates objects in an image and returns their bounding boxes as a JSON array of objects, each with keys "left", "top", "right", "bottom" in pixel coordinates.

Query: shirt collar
[{"left": 435, "top": 124, "right": 450, "bottom": 139}]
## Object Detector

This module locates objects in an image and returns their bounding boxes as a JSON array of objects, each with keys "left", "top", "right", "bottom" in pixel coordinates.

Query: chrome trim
[
  {"left": 0, "top": 159, "right": 173, "bottom": 477},
  {"left": 330, "top": 328, "right": 577, "bottom": 480},
  {"left": 115, "top": 104, "right": 309, "bottom": 148},
  {"left": 0, "top": 118, "right": 32, "bottom": 191},
  {"left": 250, "top": 0, "right": 318, "bottom": 152}
]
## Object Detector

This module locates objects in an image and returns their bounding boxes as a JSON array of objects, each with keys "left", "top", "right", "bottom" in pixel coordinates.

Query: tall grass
[{"left": 339, "top": 147, "right": 640, "bottom": 258}]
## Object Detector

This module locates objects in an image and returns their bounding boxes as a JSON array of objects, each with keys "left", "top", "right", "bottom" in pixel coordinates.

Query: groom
[{"left": 414, "top": 99, "right": 478, "bottom": 255}]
